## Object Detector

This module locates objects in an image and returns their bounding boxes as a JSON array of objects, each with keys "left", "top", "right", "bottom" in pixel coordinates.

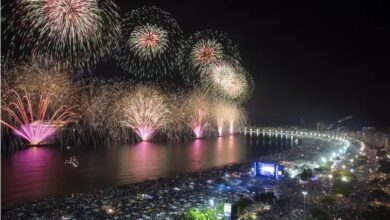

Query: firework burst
[
  {"left": 0, "top": 90, "right": 79, "bottom": 145},
  {"left": 191, "top": 39, "right": 223, "bottom": 68},
  {"left": 72, "top": 78, "right": 135, "bottom": 144},
  {"left": 203, "top": 59, "right": 253, "bottom": 103},
  {"left": 115, "top": 6, "right": 183, "bottom": 79},
  {"left": 7, "top": 0, "right": 120, "bottom": 71},
  {"left": 128, "top": 24, "right": 169, "bottom": 60},
  {"left": 183, "top": 90, "right": 213, "bottom": 139},
  {"left": 75, "top": 78, "right": 113, "bottom": 142},
  {"left": 181, "top": 30, "right": 240, "bottom": 86},
  {"left": 11, "top": 63, "right": 76, "bottom": 107},
  {"left": 116, "top": 85, "right": 171, "bottom": 141}
]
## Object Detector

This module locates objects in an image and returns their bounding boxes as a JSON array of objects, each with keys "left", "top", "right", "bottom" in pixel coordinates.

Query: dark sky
[
  {"left": 126, "top": 0, "right": 388, "bottom": 129},
  {"left": 2, "top": 0, "right": 390, "bottom": 129}
]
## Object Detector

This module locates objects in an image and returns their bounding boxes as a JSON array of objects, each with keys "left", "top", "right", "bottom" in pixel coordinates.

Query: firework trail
[
  {"left": 3, "top": 63, "right": 77, "bottom": 108},
  {"left": 71, "top": 78, "right": 135, "bottom": 144},
  {"left": 213, "top": 102, "right": 246, "bottom": 136},
  {"left": 115, "top": 6, "right": 183, "bottom": 79},
  {"left": 183, "top": 90, "right": 213, "bottom": 139},
  {"left": 1, "top": 90, "right": 79, "bottom": 145},
  {"left": 0, "top": 4, "right": 256, "bottom": 146},
  {"left": 1, "top": 62, "right": 79, "bottom": 146},
  {"left": 116, "top": 85, "right": 171, "bottom": 141},
  {"left": 75, "top": 78, "right": 115, "bottom": 143},
  {"left": 6, "top": 0, "right": 120, "bottom": 71},
  {"left": 228, "top": 106, "right": 247, "bottom": 135},
  {"left": 213, "top": 102, "right": 231, "bottom": 136}
]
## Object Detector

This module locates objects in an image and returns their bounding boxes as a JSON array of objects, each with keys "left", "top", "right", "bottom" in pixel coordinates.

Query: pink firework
[
  {"left": 134, "top": 125, "right": 155, "bottom": 141},
  {"left": 191, "top": 39, "right": 223, "bottom": 68},
  {"left": 195, "top": 47, "right": 216, "bottom": 65},
  {"left": 42, "top": 0, "right": 99, "bottom": 42},
  {"left": 192, "top": 125, "right": 205, "bottom": 139},
  {"left": 184, "top": 91, "right": 212, "bottom": 139},
  {"left": 229, "top": 120, "right": 234, "bottom": 135},
  {"left": 217, "top": 122, "right": 223, "bottom": 137},
  {"left": 189, "top": 107, "right": 209, "bottom": 139},
  {"left": 13, "top": 122, "right": 57, "bottom": 145},
  {"left": 139, "top": 32, "right": 160, "bottom": 48},
  {"left": 1, "top": 90, "right": 78, "bottom": 145}
]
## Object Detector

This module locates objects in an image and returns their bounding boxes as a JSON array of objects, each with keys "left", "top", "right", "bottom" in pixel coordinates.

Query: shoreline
[
  {"left": 2, "top": 161, "right": 250, "bottom": 207},
  {"left": 1, "top": 135, "right": 345, "bottom": 219}
]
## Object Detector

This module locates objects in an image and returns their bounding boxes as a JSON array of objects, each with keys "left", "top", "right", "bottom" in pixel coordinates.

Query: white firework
[
  {"left": 128, "top": 24, "right": 169, "bottom": 60},
  {"left": 207, "top": 61, "right": 249, "bottom": 101},
  {"left": 118, "top": 85, "right": 171, "bottom": 141},
  {"left": 39, "top": 0, "right": 100, "bottom": 44},
  {"left": 9, "top": 0, "right": 120, "bottom": 70},
  {"left": 210, "top": 63, "right": 242, "bottom": 95}
]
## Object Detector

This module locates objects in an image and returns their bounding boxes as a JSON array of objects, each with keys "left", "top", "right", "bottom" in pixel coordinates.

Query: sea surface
[{"left": 1, "top": 134, "right": 295, "bottom": 204}]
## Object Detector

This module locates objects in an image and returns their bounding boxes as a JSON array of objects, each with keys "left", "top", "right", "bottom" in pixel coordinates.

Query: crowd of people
[
  {"left": 3, "top": 129, "right": 389, "bottom": 219},
  {"left": 2, "top": 133, "right": 344, "bottom": 219}
]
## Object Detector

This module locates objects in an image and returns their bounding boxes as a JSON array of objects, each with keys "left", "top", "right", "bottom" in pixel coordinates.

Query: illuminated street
[{"left": 4, "top": 131, "right": 386, "bottom": 219}]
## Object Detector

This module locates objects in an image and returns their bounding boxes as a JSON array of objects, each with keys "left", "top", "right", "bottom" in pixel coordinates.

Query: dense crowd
[{"left": 2, "top": 135, "right": 342, "bottom": 219}]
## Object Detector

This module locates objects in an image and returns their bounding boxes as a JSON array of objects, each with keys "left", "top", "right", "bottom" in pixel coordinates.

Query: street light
[
  {"left": 209, "top": 199, "right": 217, "bottom": 217},
  {"left": 302, "top": 191, "right": 308, "bottom": 219},
  {"left": 328, "top": 174, "right": 333, "bottom": 184},
  {"left": 209, "top": 199, "right": 214, "bottom": 207}
]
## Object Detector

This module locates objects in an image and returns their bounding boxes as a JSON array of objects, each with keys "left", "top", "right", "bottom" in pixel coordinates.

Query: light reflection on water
[{"left": 1, "top": 135, "right": 293, "bottom": 204}]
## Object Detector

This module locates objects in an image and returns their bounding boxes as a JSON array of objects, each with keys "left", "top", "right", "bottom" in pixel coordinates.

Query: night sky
[{"left": 2, "top": 0, "right": 390, "bottom": 129}]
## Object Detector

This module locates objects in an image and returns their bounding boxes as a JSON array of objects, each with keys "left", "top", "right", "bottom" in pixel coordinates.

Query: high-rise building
[
  {"left": 316, "top": 121, "right": 327, "bottom": 133},
  {"left": 362, "top": 126, "right": 376, "bottom": 144}
]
